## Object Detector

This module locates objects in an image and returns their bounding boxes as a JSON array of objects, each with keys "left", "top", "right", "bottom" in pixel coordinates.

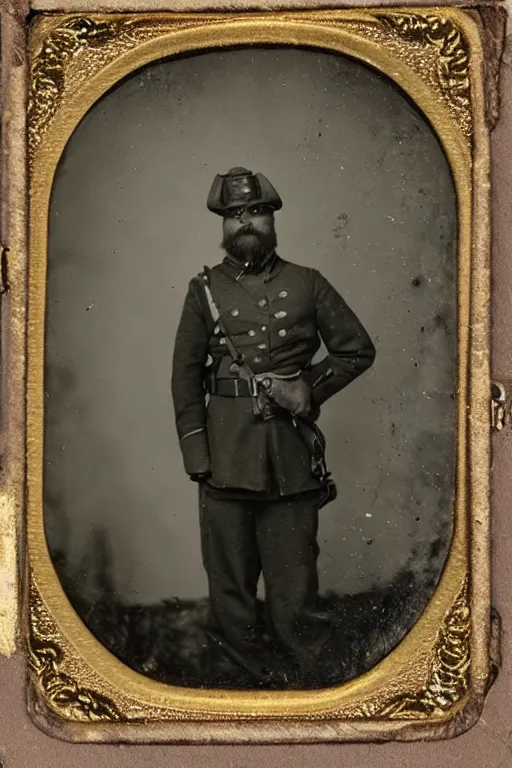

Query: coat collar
[{"left": 219, "top": 252, "right": 286, "bottom": 283}]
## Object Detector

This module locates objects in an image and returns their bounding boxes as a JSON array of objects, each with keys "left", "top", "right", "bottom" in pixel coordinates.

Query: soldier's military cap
[{"left": 207, "top": 167, "right": 283, "bottom": 216}]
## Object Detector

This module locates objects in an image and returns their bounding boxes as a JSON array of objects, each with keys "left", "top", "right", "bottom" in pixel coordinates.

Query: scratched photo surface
[{"left": 43, "top": 47, "right": 457, "bottom": 690}]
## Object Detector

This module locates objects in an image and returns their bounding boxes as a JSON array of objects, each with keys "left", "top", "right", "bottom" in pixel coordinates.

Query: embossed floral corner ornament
[
  {"left": 377, "top": 13, "right": 470, "bottom": 107},
  {"left": 28, "top": 629, "right": 123, "bottom": 723},
  {"left": 368, "top": 580, "right": 471, "bottom": 719},
  {"left": 28, "top": 16, "right": 132, "bottom": 149}
]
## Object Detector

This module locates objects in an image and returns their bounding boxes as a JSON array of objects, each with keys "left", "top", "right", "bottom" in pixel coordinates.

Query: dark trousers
[{"left": 199, "top": 488, "right": 324, "bottom": 673}]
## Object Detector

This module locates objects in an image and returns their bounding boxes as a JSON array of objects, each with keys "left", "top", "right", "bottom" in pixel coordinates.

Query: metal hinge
[
  {"left": 491, "top": 380, "right": 512, "bottom": 431},
  {"left": 0, "top": 245, "right": 10, "bottom": 295}
]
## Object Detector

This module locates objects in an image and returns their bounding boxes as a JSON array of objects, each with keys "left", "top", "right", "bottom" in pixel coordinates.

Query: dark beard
[{"left": 221, "top": 225, "right": 277, "bottom": 269}]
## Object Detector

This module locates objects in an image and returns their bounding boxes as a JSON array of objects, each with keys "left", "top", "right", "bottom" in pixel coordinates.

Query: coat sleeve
[
  {"left": 302, "top": 269, "right": 376, "bottom": 407},
  {"left": 171, "top": 280, "right": 211, "bottom": 476}
]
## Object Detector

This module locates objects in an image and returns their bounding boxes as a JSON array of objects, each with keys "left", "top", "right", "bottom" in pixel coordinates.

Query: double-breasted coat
[{"left": 171, "top": 254, "right": 376, "bottom": 497}]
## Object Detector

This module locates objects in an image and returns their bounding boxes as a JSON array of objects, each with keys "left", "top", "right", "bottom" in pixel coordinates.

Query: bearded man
[{"left": 171, "top": 167, "right": 375, "bottom": 684}]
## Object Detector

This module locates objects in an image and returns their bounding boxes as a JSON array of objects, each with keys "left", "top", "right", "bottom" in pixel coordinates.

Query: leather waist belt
[
  {"left": 207, "top": 377, "right": 252, "bottom": 397},
  {"left": 206, "top": 371, "right": 302, "bottom": 398}
]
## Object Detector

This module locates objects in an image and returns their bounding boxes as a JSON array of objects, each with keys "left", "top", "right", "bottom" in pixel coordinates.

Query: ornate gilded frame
[{"left": 23, "top": 8, "right": 494, "bottom": 742}]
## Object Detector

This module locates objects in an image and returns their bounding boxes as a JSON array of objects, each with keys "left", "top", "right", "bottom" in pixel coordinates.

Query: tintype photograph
[
  {"left": 42, "top": 43, "right": 457, "bottom": 692},
  {"left": 21, "top": 5, "right": 495, "bottom": 742}
]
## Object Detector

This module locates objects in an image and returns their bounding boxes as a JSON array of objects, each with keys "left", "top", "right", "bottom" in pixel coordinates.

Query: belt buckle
[{"left": 234, "top": 378, "right": 240, "bottom": 397}]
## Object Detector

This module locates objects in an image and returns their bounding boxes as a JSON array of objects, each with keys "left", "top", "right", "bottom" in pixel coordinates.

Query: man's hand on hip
[{"left": 269, "top": 377, "right": 313, "bottom": 418}]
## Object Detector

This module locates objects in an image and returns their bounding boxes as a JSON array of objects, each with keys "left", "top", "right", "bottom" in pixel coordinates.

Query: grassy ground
[{"left": 59, "top": 564, "right": 425, "bottom": 690}]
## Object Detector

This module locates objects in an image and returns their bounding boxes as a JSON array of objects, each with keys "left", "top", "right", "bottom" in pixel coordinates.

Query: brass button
[
  {"left": 261, "top": 325, "right": 267, "bottom": 332},
  {"left": 258, "top": 343, "right": 267, "bottom": 350},
  {"left": 278, "top": 290, "right": 288, "bottom": 299},
  {"left": 253, "top": 356, "right": 262, "bottom": 364},
  {"left": 274, "top": 310, "right": 287, "bottom": 319},
  {"left": 248, "top": 330, "right": 256, "bottom": 337},
  {"left": 262, "top": 378, "right": 272, "bottom": 389},
  {"left": 258, "top": 298, "right": 267, "bottom": 308},
  {"left": 230, "top": 308, "right": 240, "bottom": 317},
  {"left": 219, "top": 338, "right": 226, "bottom": 345},
  {"left": 278, "top": 329, "right": 287, "bottom": 337}
]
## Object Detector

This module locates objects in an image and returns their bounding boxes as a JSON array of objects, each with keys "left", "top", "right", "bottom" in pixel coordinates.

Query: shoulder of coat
[
  {"left": 190, "top": 262, "right": 224, "bottom": 282},
  {"left": 207, "top": 263, "right": 234, "bottom": 287},
  {"left": 279, "top": 259, "right": 321, "bottom": 281},
  {"left": 209, "top": 262, "right": 227, "bottom": 275}
]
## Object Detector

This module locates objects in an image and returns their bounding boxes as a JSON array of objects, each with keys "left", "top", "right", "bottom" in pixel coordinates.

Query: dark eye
[{"left": 248, "top": 205, "right": 266, "bottom": 216}]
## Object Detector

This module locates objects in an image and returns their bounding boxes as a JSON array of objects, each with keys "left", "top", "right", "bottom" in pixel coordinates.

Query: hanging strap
[
  {"left": 198, "top": 267, "right": 243, "bottom": 365},
  {"left": 196, "top": 267, "right": 261, "bottom": 413}
]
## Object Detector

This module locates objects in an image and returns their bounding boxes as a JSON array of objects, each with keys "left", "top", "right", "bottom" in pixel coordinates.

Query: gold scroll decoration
[
  {"left": 27, "top": 627, "right": 123, "bottom": 722},
  {"left": 29, "top": 17, "right": 131, "bottom": 152},
  {"left": 359, "top": 579, "right": 470, "bottom": 719},
  {"left": 377, "top": 14, "right": 470, "bottom": 109}
]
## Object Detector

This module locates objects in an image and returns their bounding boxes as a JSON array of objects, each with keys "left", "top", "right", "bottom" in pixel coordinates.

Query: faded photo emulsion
[{"left": 43, "top": 46, "right": 457, "bottom": 690}]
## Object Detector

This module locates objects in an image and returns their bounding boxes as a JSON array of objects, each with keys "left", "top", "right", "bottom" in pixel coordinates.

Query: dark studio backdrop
[{"left": 43, "top": 46, "right": 457, "bottom": 687}]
